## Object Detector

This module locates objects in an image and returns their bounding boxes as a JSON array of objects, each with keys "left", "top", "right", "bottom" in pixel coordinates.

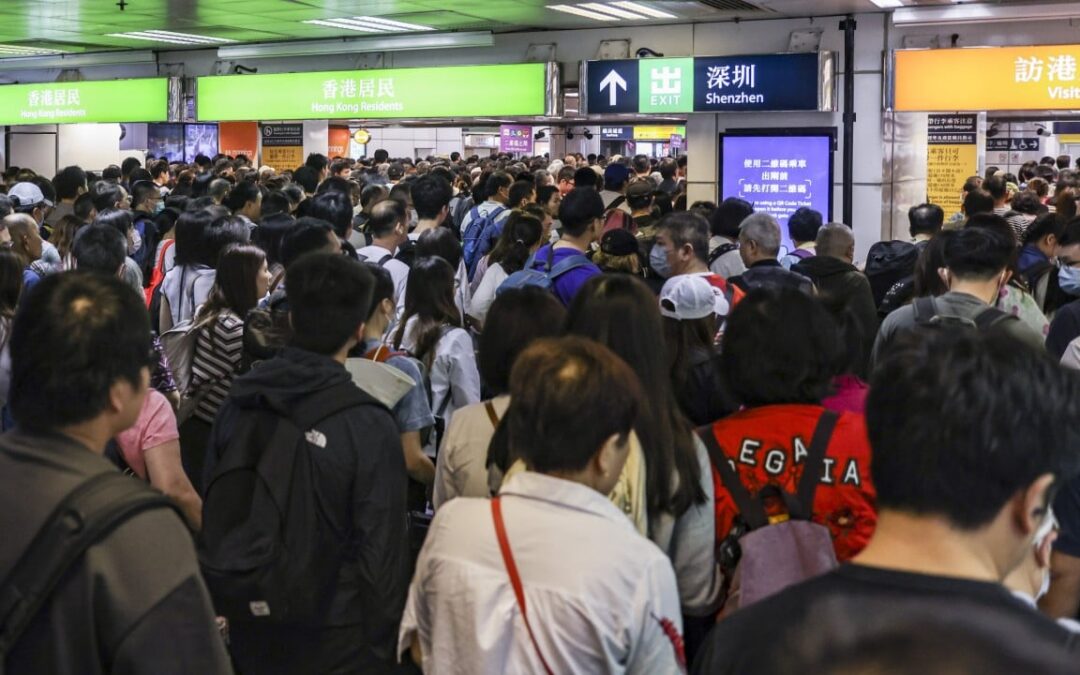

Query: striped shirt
[{"left": 191, "top": 310, "right": 244, "bottom": 424}]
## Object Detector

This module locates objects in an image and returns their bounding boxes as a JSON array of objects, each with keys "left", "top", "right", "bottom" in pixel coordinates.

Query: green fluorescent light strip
[
  {"left": 548, "top": 5, "right": 619, "bottom": 20},
  {"left": 107, "top": 30, "right": 233, "bottom": 45},
  {"left": 612, "top": 1, "right": 677, "bottom": 18},
  {"left": 0, "top": 45, "right": 66, "bottom": 56},
  {"left": 304, "top": 16, "right": 433, "bottom": 32},
  {"left": 549, "top": 3, "right": 676, "bottom": 20}
]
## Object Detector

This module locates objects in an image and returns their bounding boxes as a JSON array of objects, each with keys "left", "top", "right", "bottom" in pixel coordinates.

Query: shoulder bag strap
[
  {"left": 973, "top": 306, "right": 1017, "bottom": 331},
  {"left": 484, "top": 400, "right": 500, "bottom": 428},
  {"left": 0, "top": 472, "right": 178, "bottom": 659},
  {"left": 491, "top": 497, "right": 555, "bottom": 675},
  {"left": 912, "top": 296, "right": 937, "bottom": 324},
  {"left": 695, "top": 426, "right": 769, "bottom": 530},
  {"left": 794, "top": 410, "right": 841, "bottom": 518}
]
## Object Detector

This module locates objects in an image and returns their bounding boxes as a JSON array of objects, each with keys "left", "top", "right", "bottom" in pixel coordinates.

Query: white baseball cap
[
  {"left": 659, "top": 274, "right": 730, "bottom": 320},
  {"left": 9, "top": 182, "right": 51, "bottom": 209}
]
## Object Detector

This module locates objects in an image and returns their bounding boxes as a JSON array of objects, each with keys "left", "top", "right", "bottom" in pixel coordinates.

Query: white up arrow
[{"left": 599, "top": 69, "right": 627, "bottom": 106}]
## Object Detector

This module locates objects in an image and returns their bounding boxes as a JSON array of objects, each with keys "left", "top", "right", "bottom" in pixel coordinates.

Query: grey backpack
[{"left": 697, "top": 410, "right": 840, "bottom": 618}]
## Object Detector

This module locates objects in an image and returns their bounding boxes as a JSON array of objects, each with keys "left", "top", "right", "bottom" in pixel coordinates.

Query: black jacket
[
  {"left": 203, "top": 347, "right": 408, "bottom": 672},
  {"left": 730, "top": 259, "right": 815, "bottom": 295},
  {"left": 793, "top": 255, "right": 878, "bottom": 377}
]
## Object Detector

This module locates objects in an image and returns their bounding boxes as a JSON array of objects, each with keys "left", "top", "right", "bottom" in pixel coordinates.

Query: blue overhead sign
[
  {"left": 583, "top": 52, "right": 835, "bottom": 115},
  {"left": 600, "top": 126, "right": 633, "bottom": 140}
]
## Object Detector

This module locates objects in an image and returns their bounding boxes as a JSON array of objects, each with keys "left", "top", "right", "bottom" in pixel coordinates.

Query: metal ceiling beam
[
  {"left": 0, "top": 49, "right": 156, "bottom": 72},
  {"left": 216, "top": 31, "right": 494, "bottom": 60}
]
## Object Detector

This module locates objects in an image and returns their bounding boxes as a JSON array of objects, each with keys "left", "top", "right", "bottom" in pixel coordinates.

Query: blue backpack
[
  {"left": 462, "top": 206, "right": 507, "bottom": 280},
  {"left": 497, "top": 246, "right": 594, "bottom": 296}
]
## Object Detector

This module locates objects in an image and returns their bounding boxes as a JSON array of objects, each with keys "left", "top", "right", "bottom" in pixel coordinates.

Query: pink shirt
[
  {"left": 116, "top": 389, "right": 180, "bottom": 479},
  {"left": 822, "top": 375, "right": 869, "bottom": 415}
]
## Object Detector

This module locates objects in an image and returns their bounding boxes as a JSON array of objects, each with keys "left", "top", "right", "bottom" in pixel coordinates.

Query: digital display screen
[
  {"left": 719, "top": 132, "right": 834, "bottom": 256},
  {"left": 148, "top": 123, "right": 184, "bottom": 162},
  {"left": 184, "top": 124, "right": 219, "bottom": 163}
]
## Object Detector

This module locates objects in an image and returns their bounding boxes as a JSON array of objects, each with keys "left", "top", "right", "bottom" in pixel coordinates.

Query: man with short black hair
[
  {"left": 203, "top": 253, "right": 408, "bottom": 674},
  {"left": 459, "top": 171, "right": 513, "bottom": 277},
  {"left": 0, "top": 272, "right": 232, "bottom": 673},
  {"left": 526, "top": 188, "right": 604, "bottom": 307},
  {"left": 658, "top": 159, "right": 679, "bottom": 195},
  {"left": 708, "top": 197, "right": 751, "bottom": 279},
  {"left": 693, "top": 327, "right": 1080, "bottom": 673},
  {"left": 130, "top": 180, "right": 161, "bottom": 268},
  {"left": 729, "top": 213, "right": 814, "bottom": 295},
  {"left": 305, "top": 153, "right": 330, "bottom": 183},
  {"left": 120, "top": 156, "right": 142, "bottom": 188},
  {"left": 872, "top": 226, "right": 1044, "bottom": 366},
  {"left": 962, "top": 188, "right": 995, "bottom": 223},
  {"left": 291, "top": 166, "right": 319, "bottom": 197},
  {"left": 909, "top": 202, "right": 945, "bottom": 247},
  {"left": 46, "top": 165, "right": 87, "bottom": 229},
  {"left": 631, "top": 153, "right": 651, "bottom": 179},
  {"left": 72, "top": 223, "right": 127, "bottom": 276},
  {"left": 150, "top": 160, "right": 171, "bottom": 197},
  {"left": 305, "top": 191, "right": 357, "bottom": 258},
  {"left": 780, "top": 207, "right": 823, "bottom": 269},
  {"left": 411, "top": 174, "right": 453, "bottom": 240},
  {"left": 601, "top": 163, "right": 632, "bottom": 214},
  {"left": 1058, "top": 154, "right": 1072, "bottom": 171}
]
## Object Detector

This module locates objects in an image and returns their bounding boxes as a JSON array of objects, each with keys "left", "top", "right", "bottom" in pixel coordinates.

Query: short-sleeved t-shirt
[
  {"left": 528, "top": 244, "right": 601, "bottom": 307},
  {"left": 116, "top": 389, "right": 180, "bottom": 480},
  {"left": 705, "top": 404, "right": 877, "bottom": 561}
]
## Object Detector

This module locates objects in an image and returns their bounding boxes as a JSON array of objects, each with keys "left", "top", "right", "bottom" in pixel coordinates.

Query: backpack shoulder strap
[
  {"left": 696, "top": 426, "right": 769, "bottom": 530},
  {"left": 709, "top": 242, "right": 737, "bottom": 266},
  {"left": 484, "top": 400, "right": 500, "bottom": 428},
  {"left": 548, "top": 252, "right": 593, "bottom": 280},
  {"left": 973, "top": 306, "right": 1018, "bottom": 331},
  {"left": 0, "top": 472, "right": 178, "bottom": 658},
  {"left": 794, "top": 410, "right": 840, "bottom": 518},
  {"left": 912, "top": 296, "right": 938, "bottom": 324},
  {"left": 289, "top": 381, "right": 383, "bottom": 431}
]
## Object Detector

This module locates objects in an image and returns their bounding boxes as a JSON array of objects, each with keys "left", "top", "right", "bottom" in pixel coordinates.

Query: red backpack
[{"left": 144, "top": 239, "right": 175, "bottom": 307}]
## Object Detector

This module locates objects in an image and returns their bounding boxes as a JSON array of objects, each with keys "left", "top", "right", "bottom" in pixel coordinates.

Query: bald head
[
  {"left": 816, "top": 223, "right": 855, "bottom": 261},
  {"left": 368, "top": 197, "right": 407, "bottom": 239}
]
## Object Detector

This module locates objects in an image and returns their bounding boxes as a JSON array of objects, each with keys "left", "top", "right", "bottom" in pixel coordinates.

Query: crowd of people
[{"left": 2, "top": 146, "right": 1080, "bottom": 674}]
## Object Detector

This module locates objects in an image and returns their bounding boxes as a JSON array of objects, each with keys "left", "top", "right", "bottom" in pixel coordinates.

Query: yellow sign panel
[
  {"left": 262, "top": 146, "right": 304, "bottom": 172},
  {"left": 353, "top": 128, "right": 372, "bottom": 145},
  {"left": 895, "top": 45, "right": 1080, "bottom": 111},
  {"left": 927, "top": 144, "right": 977, "bottom": 217},
  {"left": 634, "top": 125, "right": 686, "bottom": 141}
]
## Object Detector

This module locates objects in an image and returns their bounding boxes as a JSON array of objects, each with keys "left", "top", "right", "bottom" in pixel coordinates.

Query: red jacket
[{"left": 705, "top": 404, "right": 877, "bottom": 561}]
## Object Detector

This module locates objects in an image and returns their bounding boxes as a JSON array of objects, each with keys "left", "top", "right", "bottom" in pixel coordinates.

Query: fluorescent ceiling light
[
  {"left": 549, "top": 3, "right": 677, "bottom": 21},
  {"left": 0, "top": 45, "right": 68, "bottom": 57},
  {"left": 548, "top": 5, "right": 620, "bottom": 21},
  {"left": 893, "top": 2, "right": 1080, "bottom": 25},
  {"left": 869, "top": 0, "right": 903, "bottom": 8},
  {"left": 217, "top": 31, "right": 493, "bottom": 59},
  {"left": 0, "top": 49, "right": 155, "bottom": 71},
  {"left": 303, "top": 15, "right": 434, "bottom": 33},
  {"left": 610, "top": 1, "right": 677, "bottom": 18},
  {"left": 106, "top": 30, "right": 234, "bottom": 45}
]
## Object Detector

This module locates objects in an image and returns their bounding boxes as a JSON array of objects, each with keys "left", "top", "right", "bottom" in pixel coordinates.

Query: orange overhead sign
[{"left": 894, "top": 45, "right": 1080, "bottom": 111}]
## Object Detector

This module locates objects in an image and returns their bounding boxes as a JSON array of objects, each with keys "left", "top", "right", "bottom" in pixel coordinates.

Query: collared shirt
[
  {"left": 400, "top": 472, "right": 685, "bottom": 675},
  {"left": 356, "top": 243, "right": 410, "bottom": 315}
]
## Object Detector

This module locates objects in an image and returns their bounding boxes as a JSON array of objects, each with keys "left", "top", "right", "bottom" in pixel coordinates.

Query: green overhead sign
[
  {"left": 0, "top": 78, "right": 169, "bottom": 126},
  {"left": 196, "top": 63, "right": 552, "bottom": 121}
]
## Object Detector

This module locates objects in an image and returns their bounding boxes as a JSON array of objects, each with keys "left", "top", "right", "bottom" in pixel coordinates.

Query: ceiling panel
[{"left": 0, "top": 0, "right": 1061, "bottom": 59}]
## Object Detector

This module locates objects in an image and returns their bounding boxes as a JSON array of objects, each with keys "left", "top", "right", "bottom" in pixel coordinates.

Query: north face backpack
[
  {"left": 496, "top": 246, "right": 593, "bottom": 297},
  {"left": 462, "top": 206, "right": 507, "bottom": 280},
  {"left": 697, "top": 410, "right": 841, "bottom": 618},
  {"left": 864, "top": 241, "right": 919, "bottom": 308},
  {"left": 198, "top": 381, "right": 381, "bottom": 624}
]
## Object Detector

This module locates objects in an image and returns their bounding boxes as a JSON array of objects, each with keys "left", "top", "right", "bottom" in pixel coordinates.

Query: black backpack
[
  {"left": 198, "top": 381, "right": 381, "bottom": 624},
  {"left": 0, "top": 472, "right": 179, "bottom": 663},
  {"left": 865, "top": 241, "right": 919, "bottom": 308},
  {"left": 708, "top": 242, "right": 738, "bottom": 268},
  {"left": 912, "top": 296, "right": 1018, "bottom": 331}
]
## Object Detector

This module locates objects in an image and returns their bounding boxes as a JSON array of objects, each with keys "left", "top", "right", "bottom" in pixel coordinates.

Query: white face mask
[{"left": 1034, "top": 508, "right": 1057, "bottom": 601}]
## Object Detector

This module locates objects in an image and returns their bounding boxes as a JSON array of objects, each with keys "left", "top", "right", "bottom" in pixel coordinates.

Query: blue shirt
[
  {"left": 361, "top": 339, "right": 435, "bottom": 433},
  {"left": 22, "top": 268, "right": 41, "bottom": 292},
  {"left": 528, "top": 244, "right": 601, "bottom": 308}
]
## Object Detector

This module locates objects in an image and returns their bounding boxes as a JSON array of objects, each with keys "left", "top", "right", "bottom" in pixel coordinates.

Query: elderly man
[{"left": 728, "top": 213, "right": 814, "bottom": 295}]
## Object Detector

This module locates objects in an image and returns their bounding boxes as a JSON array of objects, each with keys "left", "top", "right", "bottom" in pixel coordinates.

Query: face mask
[
  {"left": 409, "top": 209, "right": 419, "bottom": 229},
  {"left": 1059, "top": 263, "right": 1080, "bottom": 296},
  {"left": 1034, "top": 508, "right": 1057, "bottom": 601},
  {"left": 153, "top": 201, "right": 165, "bottom": 215},
  {"left": 650, "top": 243, "right": 672, "bottom": 279}
]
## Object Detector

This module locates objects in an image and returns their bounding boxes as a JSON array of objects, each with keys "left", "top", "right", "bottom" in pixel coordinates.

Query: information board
[
  {"left": 719, "top": 130, "right": 834, "bottom": 255},
  {"left": 584, "top": 53, "right": 833, "bottom": 115},
  {"left": 184, "top": 124, "right": 219, "bottom": 163},
  {"left": 926, "top": 115, "right": 977, "bottom": 218},
  {"left": 197, "top": 64, "right": 551, "bottom": 121},
  {"left": 0, "top": 78, "right": 169, "bottom": 126},
  {"left": 894, "top": 45, "right": 1080, "bottom": 111},
  {"left": 500, "top": 125, "right": 533, "bottom": 154},
  {"left": 261, "top": 123, "right": 304, "bottom": 170}
]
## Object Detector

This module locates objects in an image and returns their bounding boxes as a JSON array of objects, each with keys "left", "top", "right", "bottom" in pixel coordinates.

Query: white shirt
[
  {"left": 708, "top": 235, "right": 746, "bottom": 279},
  {"left": 400, "top": 472, "right": 685, "bottom": 675},
  {"left": 399, "top": 320, "right": 481, "bottom": 447},
  {"left": 434, "top": 395, "right": 510, "bottom": 509},
  {"left": 160, "top": 264, "right": 215, "bottom": 327},
  {"left": 468, "top": 262, "right": 508, "bottom": 327},
  {"left": 356, "top": 243, "right": 410, "bottom": 316}
]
